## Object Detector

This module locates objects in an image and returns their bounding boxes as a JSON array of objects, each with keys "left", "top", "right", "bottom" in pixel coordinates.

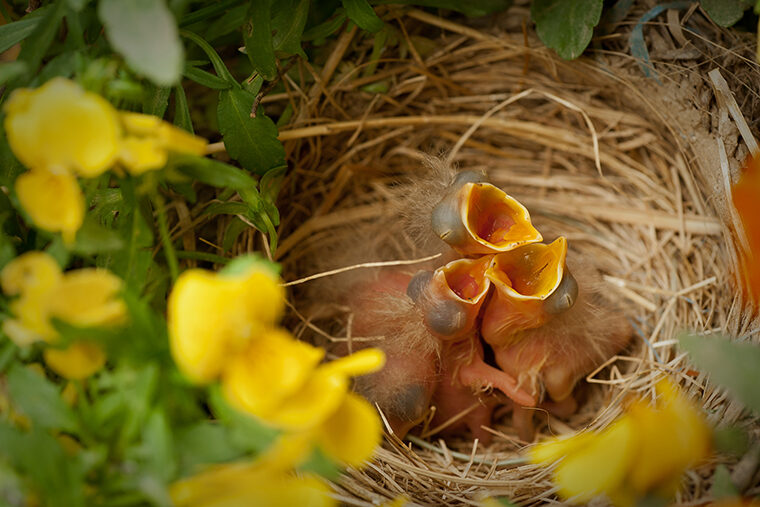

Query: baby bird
[{"left": 345, "top": 268, "right": 441, "bottom": 437}]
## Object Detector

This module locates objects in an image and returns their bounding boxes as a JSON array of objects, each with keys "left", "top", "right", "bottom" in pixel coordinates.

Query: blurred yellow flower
[
  {"left": 14, "top": 169, "right": 84, "bottom": 244},
  {"left": 118, "top": 112, "right": 207, "bottom": 175},
  {"left": 0, "top": 252, "right": 126, "bottom": 378},
  {"left": 1, "top": 251, "right": 62, "bottom": 344},
  {"left": 169, "top": 460, "right": 335, "bottom": 507},
  {"left": 167, "top": 263, "right": 285, "bottom": 383},
  {"left": 529, "top": 379, "right": 711, "bottom": 506},
  {"left": 4, "top": 77, "right": 121, "bottom": 177},
  {"left": 4, "top": 78, "right": 207, "bottom": 242},
  {"left": 224, "top": 345, "right": 385, "bottom": 466},
  {"left": 43, "top": 341, "right": 106, "bottom": 380}
]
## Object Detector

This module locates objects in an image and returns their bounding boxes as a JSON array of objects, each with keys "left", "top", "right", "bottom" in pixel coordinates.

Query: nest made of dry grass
[{"left": 215, "top": 1, "right": 760, "bottom": 504}]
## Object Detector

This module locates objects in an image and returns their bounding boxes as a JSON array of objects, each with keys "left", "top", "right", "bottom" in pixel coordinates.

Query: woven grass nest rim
[{"left": 219, "top": 5, "right": 760, "bottom": 505}]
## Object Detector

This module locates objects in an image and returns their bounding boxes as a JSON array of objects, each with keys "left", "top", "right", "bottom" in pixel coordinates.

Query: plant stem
[{"left": 152, "top": 192, "right": 179, "bottom": 282}]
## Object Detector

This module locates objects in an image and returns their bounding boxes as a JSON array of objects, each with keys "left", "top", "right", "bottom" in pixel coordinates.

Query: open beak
[
  {"left": 481, "top": 237, "right": 577, "bottom": 345},
  {"left": 409, "top": 256, "right": 492, "bottom": 340},
  {"left": 431, "top": 182, "right": 542, "bottom": 255}
]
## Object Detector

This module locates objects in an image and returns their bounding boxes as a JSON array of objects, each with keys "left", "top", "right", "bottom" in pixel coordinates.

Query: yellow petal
[
  {"left": 0, "top": 251, "right": 61, "bottom": 297},
  {"left": 119, "top": 136, "right": 168, "bottom": 175},
  {"left": 167, "top": 265, "right": 284, "bottom": 383},
  {"left": 4, "top": 78, "right": 120, "bottom": 176},
  {"left": 529, "top": 430, "right": 598, "bottom": 465},
  {"left": 626, "top": 380, "right": 711, "bottom": 496},
  {"left": 157, "top": 122, "right": 207, "bottom": 155},
  {"left": 168, "top": 269, "right": 245, "bottom": 383},
  {"left": 316, "top": 392, "right": 381, "bottom": 467},
  {"left": 0, "top": 251, "right": 62, "bottom": 343},
  {"left": 15, "top": 169, "right": 84, "bottom": 244},
  {"left": 119, "top": 111, "right": 163, "bottom": 135},
  {"left": 551, "top": 417, "right": 636, "bottom": 504},
  {"left": 322, "top": 348, "right": 385, "bottom": 377},
  {"left": 44, "top": 341, "right": 106, "bottom": 379},
  {"left": 2, "top": 319, "right": 50, "bottom": 346},
  {"left": 236, "top": 267, "right": 286, "bottom": 327},
  {"left": 266, "top": 368, "right": 348, "bottom": 431},
  {"left": 48, "top": 268, "right": 126, "bottom": 328},
  {"left": 258, "top": 431, "right": 315, "bottom": 470},
  {"left": 221, "top": 330, "right": 324, "bottom": 420},
  {"left": 120, "top": 112, "right": 207, "bottom": 156},
  {"left": 169, "top": 462, "right": 335, "bottom": 507}
]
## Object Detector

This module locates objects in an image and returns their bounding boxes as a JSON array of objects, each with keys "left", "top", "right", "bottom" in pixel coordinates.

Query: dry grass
[{"left": 218, "top": 1, "right": 760, "bottom": 504}]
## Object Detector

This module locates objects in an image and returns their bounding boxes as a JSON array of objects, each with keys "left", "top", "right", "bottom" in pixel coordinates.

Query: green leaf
[
  {"left": 711, "top": 464, "right": 739, "bottom": 499},
  {"left": 220, "top": 253, "right": 280, "bottom": 277},
  {"left": 15, "top": 0, "right": 66, "bottom": 78},
  {"left": 0, "top": 61, "right": 28, "bottom": 85},
  {"left": 299, "top": 447, "right": 341, "bottom": 481},
  {"left": 172, "top": 154, "right": 257, "bottom": 189},
  {"left": 6, "top": 364, "right": 78, "bottom": 433},
  {"left": 73, "top": 215, "right": 125, "bottom": 255},
  {"left": 143, "top": 82, "right": 172, "bottom": 117},
  {"left": 208, "top": 385, "right": 279, "bottom": 454},
  {"left": 342, "top": 0, "right": 384, "bottom": 33},
  {"left": 222, "top": 217, "right": 249, "bottom": 252},
  {"left": 129, "top": 409, "right": 175, "bottom": 483},
  {"left": 66, "top": 0, "right": 88, "bottom": 11},
  {"left": 701, "top": 0, "right": 747, "bottom": 26},
  {"left": 217, "top": 88, "right": 286, "bottom": 175},
  {"left": 180, "top": 30, "right": 238, "bottom": 86},
  {"left": 173, "top": 85, "right": 193, "bottom": 133},
  {"left": 244, "top": 0, "right": 277, "bottom": 80},
  {"left": 183, "top": 64, "right": 232, "bottom": 90},
  {"left": 99, "top": 0, "right": 184, "bottom": 86},
  {"left": 176, "top": 422, "right": 243, "bottom": 474},
  {"left": 0, "top": 7, "right": 49, "bottom": 54},
  {"left": 531, "top": 0, "right": 603, "bottom": 59},
  {"left": 301, "top": 10, "right": 347, "bottom": 41},
  {"left": 271, "top": 0, "right": 309, "bottom": 57},
  {"left": 0, "top": 423, "right": 86, "bottom": 507},
  {"left": 679, "top": 333, "right": 760, "bottom": 415},
  {"left": 713, "top": 426, "right": 749, "bottom": 456},
  {"left": 202, "top": 3, "right": 248, "bottom": 42},
  {"left": 203, "top": 201, "right": 250, "bottom": 217},
  {"left": 372, "top": 0, "right": 512, "bottom": 17}
]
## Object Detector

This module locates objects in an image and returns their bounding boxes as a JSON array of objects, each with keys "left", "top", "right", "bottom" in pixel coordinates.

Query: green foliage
[
  {"left": 700, "top": 0, "right": 753, "bottom": 27},
  {"left": 6, "top": 364, "right": 78, "bottom": 432},
  {"left": 217, "top": 88, "right": 286, "bottom": 175},
  {"left": 679, "top": 333, "right": 760, "bottom": 415},
  {"left": 343, "top": 0, "right": 385, "bottom": 33},
  {"left": 531, "top": 0, "right": 603, "bottom": 59},
  {"left": 244, "top": 0, "right": 278, "bottom": 80},
  {"left": 710, "top": 464, "right": 739, "bottom": 499}
]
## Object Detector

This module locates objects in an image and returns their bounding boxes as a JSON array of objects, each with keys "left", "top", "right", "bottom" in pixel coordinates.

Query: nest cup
[{"left": 244, "top": 4, "right": 760, "bottom": 504}]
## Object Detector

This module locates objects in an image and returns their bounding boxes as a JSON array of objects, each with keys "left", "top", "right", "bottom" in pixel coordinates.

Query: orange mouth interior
[
  {"left": 442, "top": 257, "right": 491, "bottom": 302},
  {"left": 465, "top": 184, "right": 539, "bottom": 248},
  {"left": 488, "top": 238, "right": 567, "bottom": 299}
]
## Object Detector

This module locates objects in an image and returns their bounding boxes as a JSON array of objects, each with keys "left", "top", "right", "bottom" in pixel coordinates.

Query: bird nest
[{"left": 233, "top": 3, "right": 760, "bottom": 505}]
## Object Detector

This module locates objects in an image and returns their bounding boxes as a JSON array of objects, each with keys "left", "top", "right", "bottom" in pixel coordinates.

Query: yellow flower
[
  {"left": 4, "top": 77, "right": 120, "bottom": 177},
  {"left": 14, "top": 169, "right": 85, "bottom": 244},
  {"left": 1, "top": 251, "right": 63, "bottom": 344},
  {"left": 167, "top": 263, "right": 285, "bottom": 383},
  {"left": 4, "top": 78, "right": 208, "bottom": 242},
  {"left": 529, "top": 379, "right": 711, "bottom": 506},
  {"left": 118, "top": 112, "right": 207, "bottom": 175},
  {"left": 43, "top": 341, "right": 106, "bottom": 380},
  {"left": 0, "top": 252, "right": 126, "bottom": 378},
  {"left": 169, "top": 461, "right": 335, "bottom": 507},
  {"left": 223, "top": 342, "right": 385, "bottom": 467}
]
